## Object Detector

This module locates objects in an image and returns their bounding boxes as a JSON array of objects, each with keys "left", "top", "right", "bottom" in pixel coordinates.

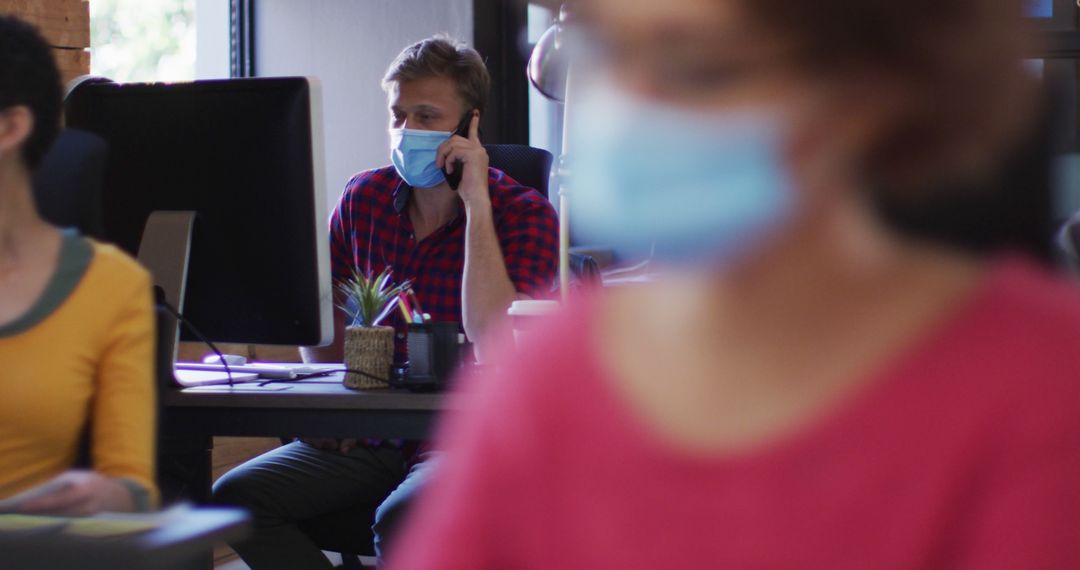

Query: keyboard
[
  {"left": 175, "top": 362, "right": 342, "bottom": 380},
  {"left": 173, "top": 369, "right": 260, "bottom": 387}
]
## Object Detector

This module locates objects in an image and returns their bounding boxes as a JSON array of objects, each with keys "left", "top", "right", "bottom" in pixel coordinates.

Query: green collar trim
[{"left": 0, "top": 229, "right": 94, "bottom": 338}]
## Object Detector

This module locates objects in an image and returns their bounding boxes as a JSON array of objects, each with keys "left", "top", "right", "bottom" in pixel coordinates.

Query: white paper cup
[{"left": 506, "top": 300, "right": 560, "bottom": 347}]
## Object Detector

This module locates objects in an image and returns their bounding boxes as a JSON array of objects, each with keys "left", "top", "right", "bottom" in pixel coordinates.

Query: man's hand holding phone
[{"left": 436, "top": 110, "right": 490, "bottom": 210}]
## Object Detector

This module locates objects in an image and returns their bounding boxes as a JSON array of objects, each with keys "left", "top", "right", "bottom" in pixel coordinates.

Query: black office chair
[
  {"left": 37, "top": 129, "right": 192, "bottom": 508},
  {"left": 32, "top": 128, "right": 109, "bottom": 239},
  {"left": 46, "top": 129, "right": 179, "bottom": 508},
  {"left": 485, "top": 143, "right": 553, "bottom": 199},
  {"left": 486, "top": 143, "right": 603, "bottom": 287}
]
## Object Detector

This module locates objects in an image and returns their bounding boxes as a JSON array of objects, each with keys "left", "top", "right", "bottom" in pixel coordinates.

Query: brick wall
[{"left": 0, "top": 0, "right": 91, "bottom": 85}]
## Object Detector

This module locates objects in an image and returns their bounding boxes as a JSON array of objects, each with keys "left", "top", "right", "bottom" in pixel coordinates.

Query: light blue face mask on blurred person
[
  {"left": 568, "top": 81, "right": 796, "bottom": 268},
  {"left": 390, "top": 128, "right": 452, "bottom": 188}
]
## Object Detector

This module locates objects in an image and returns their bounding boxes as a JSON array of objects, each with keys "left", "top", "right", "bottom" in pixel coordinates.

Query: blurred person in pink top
[{"left": 389, "top": 0, "right": 1080, "bottom": 568}]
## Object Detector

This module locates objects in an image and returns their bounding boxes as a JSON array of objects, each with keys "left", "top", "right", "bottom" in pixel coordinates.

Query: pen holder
[{"left": 405, "top": 322, "right": 461, "bottom": 390}]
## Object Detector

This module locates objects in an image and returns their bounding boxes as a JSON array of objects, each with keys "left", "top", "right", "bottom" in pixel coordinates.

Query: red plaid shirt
[{"left": 329, "top": 165, "right": 559, "bottom": 361}]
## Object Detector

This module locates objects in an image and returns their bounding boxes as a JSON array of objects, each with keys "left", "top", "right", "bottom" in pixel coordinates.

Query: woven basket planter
[{"left": 343, "top": 325, "right": 395, "bottom": 390}]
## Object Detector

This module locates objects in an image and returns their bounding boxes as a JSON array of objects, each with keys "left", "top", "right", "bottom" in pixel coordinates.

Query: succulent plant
[{"left": 337, "top": 267, "right": 411, "bottom": 328}]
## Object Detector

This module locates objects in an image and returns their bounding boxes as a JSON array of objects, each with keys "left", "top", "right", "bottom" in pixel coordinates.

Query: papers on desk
[
  {"left": 601, "top": 272, "right": 663, "bottom": 286},
  {"left": 0, "top": 503, "right": 193, "bottom": 539},
  {"left": 183, "top": 384, "right": 292, "bottom": 392},
  {"left": 0, "top": 514, "right": 67, "bottom": 532},
  {"left": 177, "top": 363, "right": 344, "bottom": 392},
  {"left": 174, "top": 369, "right": 260, "bottom": 386},
  {"left": 175, "top": 362, "right": 342, "bottom": 384}
]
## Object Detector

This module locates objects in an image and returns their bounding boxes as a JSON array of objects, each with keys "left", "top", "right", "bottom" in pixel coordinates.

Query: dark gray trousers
[{"left": 212, "top": 441, "right": 407, "bottom": 570}]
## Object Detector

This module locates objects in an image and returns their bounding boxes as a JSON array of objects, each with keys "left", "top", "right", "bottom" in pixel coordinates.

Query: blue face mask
[
  {"left": 568, "top": 81, "right": 796, "bottom": 268},
  {"left": 390, "top": 128, "right": 452, "bottom": 188}
]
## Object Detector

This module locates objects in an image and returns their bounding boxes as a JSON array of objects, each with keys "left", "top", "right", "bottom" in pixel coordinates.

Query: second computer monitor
[{"left": 64, "top": 77, "right": 333, "bottom": 346}]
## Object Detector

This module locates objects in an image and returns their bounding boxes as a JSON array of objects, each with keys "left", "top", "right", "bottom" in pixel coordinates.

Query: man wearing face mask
[
  {"left": 328, "top": 36, "right": 558, "bottom": 365},
  {"left": 212, "top": 36, "right": 558, "bottom": 569}
]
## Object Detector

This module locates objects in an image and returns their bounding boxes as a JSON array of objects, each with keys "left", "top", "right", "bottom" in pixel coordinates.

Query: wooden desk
[
  {"left": 158, "top": 374, "right": 445, "bottom": 505},
  {"left": 0, "top": 507, "right": 250, "bottom": 570},
  {"left": 162, "top": 375, "right": 443, "bottom": 440}
]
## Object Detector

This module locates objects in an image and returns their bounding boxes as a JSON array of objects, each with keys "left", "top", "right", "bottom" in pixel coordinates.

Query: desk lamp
[{"left": 528, "top": 3, "right": 575, "bottom": 301}]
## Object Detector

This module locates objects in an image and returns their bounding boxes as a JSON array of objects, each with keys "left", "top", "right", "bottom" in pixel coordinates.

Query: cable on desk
[
  {"left": 257, "top": 368, "right": 392, "bottom": 387},
  {"left": 154, "top": 287, "right": 235, "bottom": 386}
]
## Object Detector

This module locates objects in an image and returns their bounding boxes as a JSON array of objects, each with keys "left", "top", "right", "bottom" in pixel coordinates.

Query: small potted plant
[{"left": 338, "top": 268, "right": 410, "bottom": 390}]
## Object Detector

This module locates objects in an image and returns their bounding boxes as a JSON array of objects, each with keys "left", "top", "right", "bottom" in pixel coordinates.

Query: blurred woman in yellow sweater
[{"left": 0, "top": 15, "right": 157, "bottom": 515}]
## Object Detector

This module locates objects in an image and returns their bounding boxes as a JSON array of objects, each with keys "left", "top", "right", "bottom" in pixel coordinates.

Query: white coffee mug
[{"left": 506, "top": 300, "right": 561, "bottom": 347}]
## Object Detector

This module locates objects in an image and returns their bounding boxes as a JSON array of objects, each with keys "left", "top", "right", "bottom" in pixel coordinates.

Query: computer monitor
[{"left": 64, "top": 77, "right": 333, "bottom": 347}]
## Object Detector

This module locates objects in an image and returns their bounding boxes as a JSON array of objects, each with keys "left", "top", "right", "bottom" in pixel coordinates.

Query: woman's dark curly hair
[
  {"left": 0, "top": 15, "right": 62, "bottom": 170},
  {"left": 742, "top": 0, "right": 1036, "bottom": 192}
]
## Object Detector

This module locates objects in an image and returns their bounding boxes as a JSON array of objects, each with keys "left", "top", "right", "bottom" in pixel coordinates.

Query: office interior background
[
  {"left": 82, "top": 0, "right": 563, "bottom": 224},
  {"left": 10, "top": 0, "right": 1080, "bottom": 260},
  {"left": 3, "top": 1, "right": 1080, "bottom": 567},
  {"left": 0, "top": 1, "right": 560, "bottom": 566}
]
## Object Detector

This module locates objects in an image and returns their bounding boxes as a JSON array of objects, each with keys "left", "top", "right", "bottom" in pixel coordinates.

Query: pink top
[{"left": 390, "top": 258, "right": 1080, "bottom": 569}]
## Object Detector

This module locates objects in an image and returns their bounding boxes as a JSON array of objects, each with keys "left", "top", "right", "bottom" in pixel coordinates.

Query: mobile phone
[{"left": 443, "top": 111, "right": 474, "bottom": 190}]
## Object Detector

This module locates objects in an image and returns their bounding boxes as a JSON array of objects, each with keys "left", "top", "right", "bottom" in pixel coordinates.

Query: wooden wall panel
[
  {"left": 0, "top": 0, "right": 89, "bottom": 48},
  {"left": 0, "top": 0, "right": 91, "bottom": 84},
  {"left": 52, "top": 45, "right": 90, "bottom": 83},
  {"left": 178, "top": 342, "right": 303, "bottom": 364}
]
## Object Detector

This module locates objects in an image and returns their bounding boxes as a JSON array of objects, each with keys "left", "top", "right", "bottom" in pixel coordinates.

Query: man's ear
[
  {"left": 0, "top": 106, "right": 34, "bottom": 158},
  {"left": 471, "top": 108, "right": 483, "bottom": 141}
]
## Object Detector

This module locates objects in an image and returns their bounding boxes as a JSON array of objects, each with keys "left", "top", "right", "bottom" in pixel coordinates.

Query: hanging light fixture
[{"left": 527, "top": 3, "right": 575, "bottom": 300}]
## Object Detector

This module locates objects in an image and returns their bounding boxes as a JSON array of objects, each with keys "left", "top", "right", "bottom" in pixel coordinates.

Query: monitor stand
[{"left": 137, "top": 211, "right": 195, "bottom": 380}]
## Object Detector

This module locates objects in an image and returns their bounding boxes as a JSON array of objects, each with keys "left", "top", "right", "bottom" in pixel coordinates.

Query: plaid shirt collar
[
  {"left": 391, "top": 179, "right": 412, "bottom": 213},
  {"left": 391, "top": 179, "right": 464, "bottom": 228}
]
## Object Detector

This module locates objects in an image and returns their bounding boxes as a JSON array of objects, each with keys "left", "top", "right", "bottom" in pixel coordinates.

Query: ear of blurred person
[{"left": 0, "top": 105, "right": 34, "bottom": 166}]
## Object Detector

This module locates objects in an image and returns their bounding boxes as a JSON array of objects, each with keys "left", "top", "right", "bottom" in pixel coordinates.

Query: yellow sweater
[{"left": 0, "top": 234, "right": 157, "bottom": 507}]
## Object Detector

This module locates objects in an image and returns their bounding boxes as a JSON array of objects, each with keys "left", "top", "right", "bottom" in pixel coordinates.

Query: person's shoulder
[
  {"left": 343, "top": 166, "right": 401, "bottom": 198},
  {"left": 970, "top": 256, "right": 1080, "bottom": 431},
  {"left": 86, "top": 239, "right": 151, "bottom": 287},
  {"left": 335, "top": 166, "right": 401, "bottom": 218},
  {"left": 77, "top": 239, "right": 152, "bottom": 320},
  {"left": 987, "top": 255, "right": 1080, "bottom": 336}
]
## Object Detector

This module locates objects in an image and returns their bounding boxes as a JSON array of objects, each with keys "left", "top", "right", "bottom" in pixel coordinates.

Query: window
[
  {"left": 89, "top": 0, "right": 228, "bottom": 83},
  {"left": 1028, "top": 0, "right": 1053, "bottom": 18},
  {"left": 1028, "top": 0, "right": 1078, "bottom": 30},
  {"left": 1032, "top": 2, "right": 1080, "bottom": 221}
]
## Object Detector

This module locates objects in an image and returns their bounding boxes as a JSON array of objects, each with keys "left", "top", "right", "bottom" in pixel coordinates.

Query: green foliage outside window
[{"left": 90, "top": 0, "right": 195, "bottom": 82}]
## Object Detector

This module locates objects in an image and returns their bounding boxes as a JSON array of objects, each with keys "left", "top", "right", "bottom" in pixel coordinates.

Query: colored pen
[
  {"left": 397, "top": 295, "right": 413, "bottom": 324},
  {"left": 407, "top": 290, "right": 425, "bottom": 317},
  {"left": 399, "top": 292, "right": 415, "bottom": 316}
]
